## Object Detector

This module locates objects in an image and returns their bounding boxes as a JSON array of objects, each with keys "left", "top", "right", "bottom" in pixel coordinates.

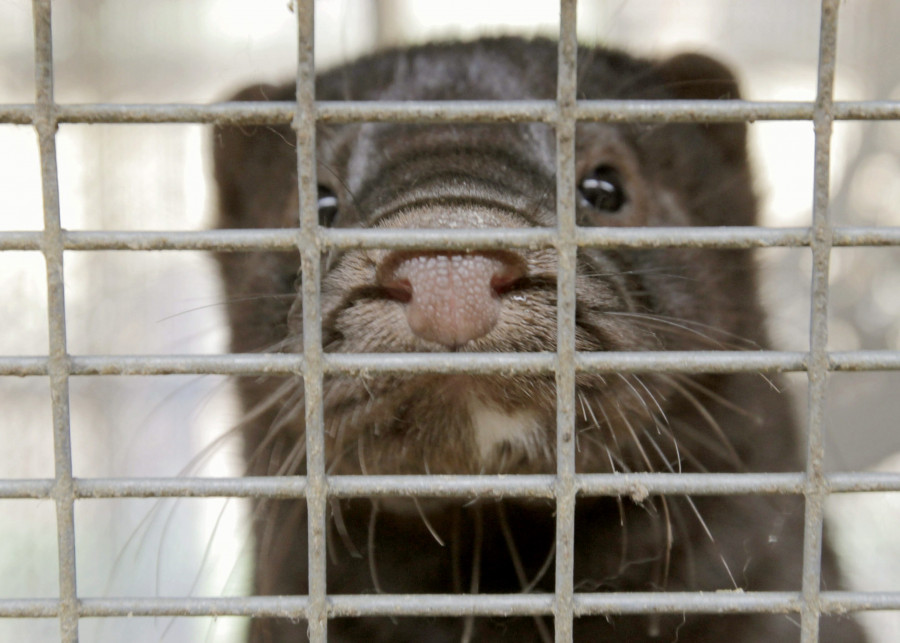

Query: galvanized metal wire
[
  {"left": 553, "top": 4, "right": 579, "bottom": 639},
  {"left": 1, "top": 0, "right": 899, "bottom": 641},
  {"left": 7, "top": 471, "right": 900, "bottom": 504},
  {"left": 30, "top": 1, "right": 80, "bottom": 641},
  {"left": 801, "top": 3, "right": 841, "bottom": 640},
  {"left": 3, "top": 98, "right": 900, "bottom": 126},
  {"left": 3, "top": 225, "right": 900, "bottom": 253},
  {"left": 292, "top": 2, "right": 328, "bottom": 640},
  {"left": 5, "top": 349, "right": 900, "bottom": 380}
]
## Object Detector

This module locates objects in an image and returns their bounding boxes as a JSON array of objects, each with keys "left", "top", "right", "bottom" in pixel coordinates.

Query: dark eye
[
  {"left": 317, "top": 185, "right": 339, "bottom": 227},
  {"left": 577, "top": 165, "right": 626, "bottom": 213}
]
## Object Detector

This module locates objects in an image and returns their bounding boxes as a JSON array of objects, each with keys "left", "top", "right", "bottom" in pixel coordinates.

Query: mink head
[{"left": 213, "top": 38, "right": 763, "bottom": 476}]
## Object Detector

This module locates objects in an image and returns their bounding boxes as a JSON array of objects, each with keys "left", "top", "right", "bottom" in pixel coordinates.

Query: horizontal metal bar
[
  {"left": 0, "top": 230, "right": 42, "bottom": 250},
  {"left": 826, "top": 472, "right": 900, "bottom": 493},
  {"left": 5, "top": 472, "right": 900, "bottom": 502},
  {"left": 321, "top": 226, "right": 819, "bottom": 251},
  {"left": 318, "top": 101, "right": 558, "bottom": 124},
  {"left": 832, "top": 227, "right": 900, "bottom": 246},
  {"left": 0, "top": 478, "right": 55, "bottom": 498},
  {"left": 0, "top": 105, "right": 34, "bottom": 124},
  {"left": 322, "top": 227, "right": 555, "bottom": 251},
  {"left": 574, "top": 591, "right": 801, "bottom": 615},
  {"left": 829, "top": 350, "right": 900, "bottom": 371},
  {"left": 322, "top": 351, "right": 804, "bottom": 375},
  {"left": 62, "top": 229, "right": 302, "bottom": 252},
  {"left": 328, "top": 594, "right": 555, "bottom": 618},
  {"left": 75, "top": 476, "right": 307, "bottom": 499},
  {"left": 0, "top": 595, "right": 551, "bottom": 619},
  {"left": 1, "top": 101, "right": 557, "bottom": 125},
  {"left": 2, "top": 100, "right": 900, "bottom": 126},
  {"left": 70, "top": 354, "right": 303, "bottom": 376},
  {"left": 577, "top": 473, "right": 807, "bottom": 496},
  {"left": 3, "top": 590, "right": 897, "bottom": 619},
  {"left": 578, "top": 99, "right": 900, "bottom": 122},
  {"left": 323, "top": 351, "right": 557, "bottom": 375},
  {"left": 833, "top": 101, "right": 900, "bottom": 120},
  {"left": 576, "top": 100, "right": 814, "bottom": 122},
  {"left": 0, "top": 353, "right": 554, "bottom": 377},
  {"left": 89, "top": 596, "right": 313, "bottom": 619},
  {"left": 3, "top": 227, "right": 900, "bottom": 253},
  {"left": 3, "top": 350, "right": 900, "bottom": 378},
  {"left": 0, "top": 356, "right": 46, "bottom": 375},
  {"left": 72, "top": 476, "right": 551, "bottom": 500},
  {"left": 0, "top": 599, "right": 59, "bottom": 618},
  {"left": 328, "top": 474, "right": 556, "bottom": 498},
  {"left": 575, "top": 351, "right": 808, "bottom": 374},
  {"left": 68, "top": 351, "right": 806, "bottom": 376},
  {"left": 820, "top": 592, "right": 900, "bottom": 613}
]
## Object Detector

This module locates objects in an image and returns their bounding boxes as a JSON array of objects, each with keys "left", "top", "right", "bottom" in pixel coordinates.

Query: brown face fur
[
  {"left": 215, "top": 39, "right": 762, "bottom": 478},
  {"left": 212, "top": 38, "right": 865, "bottom": 642}
]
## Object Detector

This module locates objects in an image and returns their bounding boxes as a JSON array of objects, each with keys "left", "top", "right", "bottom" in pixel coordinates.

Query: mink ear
[
  {"left": 212, "top": 83, "right": 297, "bottom": 229},
  {"left": 654, "top": 53, "right": 747, "bottom": 164}
]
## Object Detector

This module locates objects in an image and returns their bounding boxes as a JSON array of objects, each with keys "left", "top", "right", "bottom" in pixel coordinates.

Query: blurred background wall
[{"left": 1, "top": 1, "right": 898, "bottom": 641}]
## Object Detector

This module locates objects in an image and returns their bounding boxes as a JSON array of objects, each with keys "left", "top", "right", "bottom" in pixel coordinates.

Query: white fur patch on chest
[{"left": 467, "top": 396, "right": 541, "bottom": 462}]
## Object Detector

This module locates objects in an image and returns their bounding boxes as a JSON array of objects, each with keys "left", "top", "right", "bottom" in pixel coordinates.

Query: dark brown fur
[{"left": 213, "top": 38, "right": 864, "bottom": 642}]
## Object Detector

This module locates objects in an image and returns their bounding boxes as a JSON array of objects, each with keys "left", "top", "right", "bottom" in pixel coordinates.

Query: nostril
[
  {"left": 490, "top": 262, "right": 526, "bottom": 296},
  {"left": 381, "top": 278, "right": 412, "bottom": 303}
]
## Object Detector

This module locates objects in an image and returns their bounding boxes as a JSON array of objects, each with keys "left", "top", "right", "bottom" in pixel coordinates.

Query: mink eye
[
  {"left": 317, "top": 186, "right": 339, "bottom": 227},
  {"left": 577, "top": 165, "right": 627, "bottom": 213}
]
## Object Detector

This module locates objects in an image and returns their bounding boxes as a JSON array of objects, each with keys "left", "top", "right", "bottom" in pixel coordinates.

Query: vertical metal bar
[
  {"left": 555, "top": 0, "right": 578, "bottom": 640},
  {"left": 31, "top": 0, "right": 79, "bottom": 641},
  {"left": 801, "top": 1, "right": 840, "bottom": 641},
  {"left": 295, "top": 0, "right": 328, "bottom": 640}
]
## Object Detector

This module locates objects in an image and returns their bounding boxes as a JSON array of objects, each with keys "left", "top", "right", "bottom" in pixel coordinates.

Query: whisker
[
  {"left": 617, "top": 372, "right": 656, "bottom": 422},
  {"left": 367, "top": 500, "right": 384, "bottom": 594},
  {"left": 648, "top": 432, "right": 739, "bottom": 591},
  {"left": 615, "top": 404, "right": 654, "bottom": 472},
  {"left": 326, "top": 442, "right": 364, "bottom": 562},
  {"left": 460, "top": 503, "right": 483, "bottom": 643},
  {"left": 451, "top": 507, "right": 463, "bottom": 594},
  {"left": 663, "top": 377, "right": 745, "bottom": 470},
  {"left": 496, "top": 503, "right": 553, "bottom": 643},
  {"left": 606, "top": 310, "right": 760, "bottom": 350},
  {"left": 670, "top": 373, "right": 761, "bottom": 421},
  {"left": 633, "top": 374, "right": 669, "bottom": 426},
  {"left": 594, "top": 395, "right": 621, "bottom": 451},
  {"left": 413, "top": 497, "right": 446, "bottom": 547},
  {"left": 155, "top": 292, "right": 297, "bottom": 323}
]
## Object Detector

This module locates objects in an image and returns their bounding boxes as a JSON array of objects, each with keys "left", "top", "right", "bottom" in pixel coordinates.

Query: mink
[{"left": 212, "top": 37, "right": 864, "bottom": 642}]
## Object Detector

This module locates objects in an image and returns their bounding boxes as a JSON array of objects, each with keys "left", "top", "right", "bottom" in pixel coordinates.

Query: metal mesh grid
[{"left": 2, "top": 0, "right": 900, "bottom": 641}]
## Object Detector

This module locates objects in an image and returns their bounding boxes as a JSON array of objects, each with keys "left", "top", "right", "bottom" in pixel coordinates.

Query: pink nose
[{"left": 380, "top": 252, "right": 525, "bottom": 348}]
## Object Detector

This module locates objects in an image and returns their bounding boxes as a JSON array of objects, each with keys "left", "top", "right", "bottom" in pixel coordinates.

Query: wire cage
[{"left": 1, "top": 0, "right": 900, "bottom": 641}]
